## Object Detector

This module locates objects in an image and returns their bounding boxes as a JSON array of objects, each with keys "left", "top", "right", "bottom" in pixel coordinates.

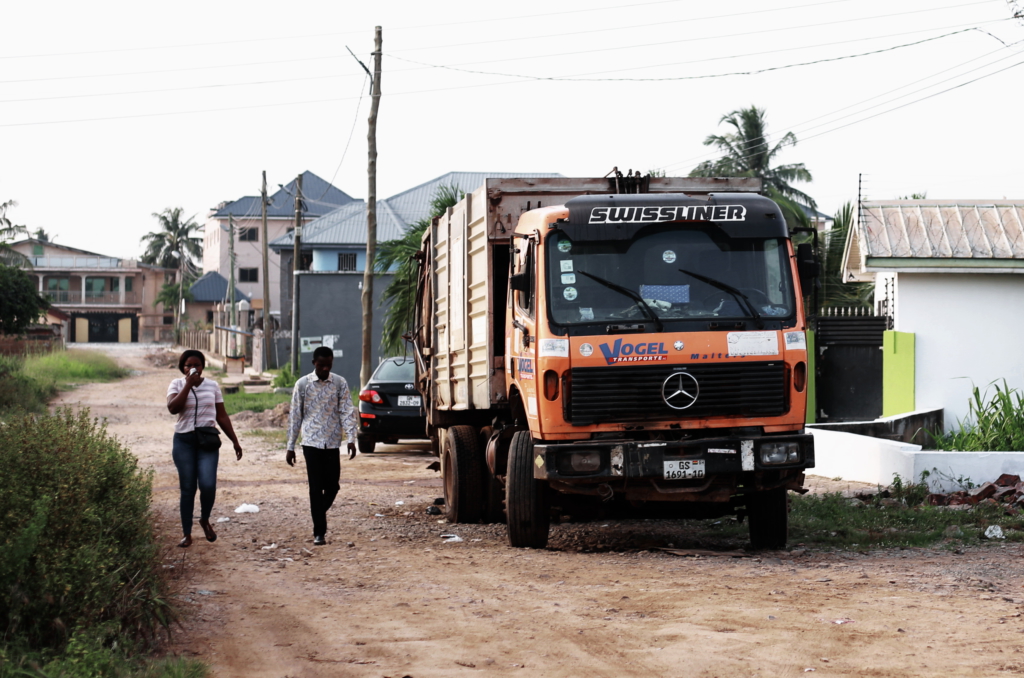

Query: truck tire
[
  {"left": 748, "top": 488, "right": 789, "bottom": 550},
  {"left": 479, "top": 428, "right": 506, "bottom": 524},
  {"left": 506, "top": 431, "right": 550, "bottom": 548},
  {"left": 357, "top": 435, "right": 375, "bottom": 455},
  {"left": 442, "top": 425, "right": 484, "bottom": 524}
]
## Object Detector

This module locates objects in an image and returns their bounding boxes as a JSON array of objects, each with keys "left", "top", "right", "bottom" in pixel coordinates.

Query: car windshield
[
  {"left": 372, "top": 359, "right": 415, "bottom": 381},
  {"left": 546, "top": 224, "right": 795, "bottom": 326}
]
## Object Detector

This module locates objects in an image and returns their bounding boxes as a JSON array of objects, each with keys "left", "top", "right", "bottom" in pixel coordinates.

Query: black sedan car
[{"left": 356, "top": 357, "right": 427, "bottom": 454}]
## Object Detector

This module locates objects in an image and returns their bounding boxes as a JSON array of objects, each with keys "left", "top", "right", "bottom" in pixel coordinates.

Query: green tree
[
  {"left": 689, "top": 105, "right": 816, "bottom": 209},
  {"left": 0, "top": 265, "right": 49, "bottom": 335},
  {"left": 31, "top": 227, "right": 54, "bottom": 242},
  {"left": 140, "top": 207, "right": 202, "bottom": 269},
  {"left": 0, "top": 199, "right": 31, "bottom": 268},
  {"left": 816, "top": 202, "right": 873, "bottom": 309},
  {"left": 374, "top": 184, "right": 464, "bottom": 356}
]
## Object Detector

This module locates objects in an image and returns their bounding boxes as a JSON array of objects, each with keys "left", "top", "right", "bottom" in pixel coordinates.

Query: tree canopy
[
  {"left": 140, "top": 207, "right": 202, "bottom": 270},
  {"left": 0, "top": 199, "right": 31, "bottom": 268},
  {"left": 0, "top": 265, "right": 49, "bottom": 335},
  {"left": 689, "top": 106, "right": 816, "bottom": 209}
]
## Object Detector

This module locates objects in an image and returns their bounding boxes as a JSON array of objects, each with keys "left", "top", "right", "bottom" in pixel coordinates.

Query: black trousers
[{"left": 302, "top": 446, "right": 341, "bottom": 537}]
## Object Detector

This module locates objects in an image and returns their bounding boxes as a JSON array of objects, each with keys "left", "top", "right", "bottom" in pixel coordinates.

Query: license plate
[
  {"left": 663, "top": 459, "right": 705, "bottom": 480},
  {"left": 397, "top": 395, "right": 421, "bottom": 407}
]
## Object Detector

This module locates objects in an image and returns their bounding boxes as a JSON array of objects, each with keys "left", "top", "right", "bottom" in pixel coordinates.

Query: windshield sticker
[
  {"left": 579, "top": 343, "right": 594, "bottom": 357},
  {"left": 538, "top": 338, "right": 569, "bottom": 357},
  {"left": 662, "top": 250, "right": 677, "bottom": 263},
  {"left": 588, "top": 204, "right": 747, "bottom": 224},
  {"left": 563, "top": 286, "right": 578, "bottom": 301},
  {"left": 579, "top": 307, "right": 594, "bottom": 321},
  {"left": 727, "top": 331, "right": 779, "bottom": 357},
  {"left": 560, "top": 260, "right": 574, "bottom": 272},
  {"left": 599, "top": 339, "right": 669, "bottom": 365},
  {"left": 640, "top": 284, "right": 689, "bottom": 304},
  {"left": 557, "top": 239, "right": 572, "bottom": 253},
  {"left": 784, "top": 331, "right": 807, "bottom": 350},
  {"left": 561, "top": 273, "right": 576, "bottom": 285}
]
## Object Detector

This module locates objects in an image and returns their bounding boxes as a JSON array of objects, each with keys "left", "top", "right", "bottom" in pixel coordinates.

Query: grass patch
[
  {"left": 221, "top": 386, "right": 290, "bottom": 415},
  {"left": 23, "top": 349, "right": 129, "bottom": 389},
  {"left": 244, "top": 428, "right": 288, "bottom": 446},
  {"left": 0, "top": 408, "right": 200, "bottom": 676},
  {"left": 696, "top": 492, "right": 1024, "bottom": 549}
]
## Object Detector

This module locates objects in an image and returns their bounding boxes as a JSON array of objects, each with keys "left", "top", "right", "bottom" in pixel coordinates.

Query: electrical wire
[{"left": 317, "top": 73, "right": 369, "bottom": 202}]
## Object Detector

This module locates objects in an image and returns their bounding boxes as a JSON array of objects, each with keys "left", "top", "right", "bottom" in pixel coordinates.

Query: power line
[{"left": 317, "top": 74, "right": 370, "bottom": 202}]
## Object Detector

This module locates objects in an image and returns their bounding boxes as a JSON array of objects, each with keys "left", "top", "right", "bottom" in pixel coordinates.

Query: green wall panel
[{"left": 883, "top": 330, "right": 915, "bottom": 416}]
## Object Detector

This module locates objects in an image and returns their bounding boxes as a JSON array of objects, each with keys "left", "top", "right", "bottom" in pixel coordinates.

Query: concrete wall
[
  {"left": 289, "top": 271, "right": 395, "bottom": 390},
  {"left": 895, "top": 273, "right": 1024, "bottom": 431}
]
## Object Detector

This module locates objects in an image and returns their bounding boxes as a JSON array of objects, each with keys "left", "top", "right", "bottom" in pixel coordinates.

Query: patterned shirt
[
  {"left": 167, "top": 377, "right": 223, "bottom": 434},
  {"left": 286, "top": 372, "right": 358, "bottom": 451}
]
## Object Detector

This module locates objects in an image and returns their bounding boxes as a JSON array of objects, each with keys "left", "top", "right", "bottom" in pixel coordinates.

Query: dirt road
[{"left": 56, "top": 346, "right": 1024, "bottom": 677}]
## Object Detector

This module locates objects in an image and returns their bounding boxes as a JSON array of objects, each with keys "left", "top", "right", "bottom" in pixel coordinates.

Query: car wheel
[
  {"left": 506, "top": 431, "right": 549, "bottom": 548},
  {"left": 442, "top": 425, "right": 484, "bottom": 524},
  {"left": 357, "top": 436, "right": 376, "bottom": 455}
]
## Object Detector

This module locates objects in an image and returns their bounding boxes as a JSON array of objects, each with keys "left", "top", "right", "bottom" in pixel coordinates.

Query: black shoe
[{"left": 313, "top": 535, "right": 326, "bottom": 546}]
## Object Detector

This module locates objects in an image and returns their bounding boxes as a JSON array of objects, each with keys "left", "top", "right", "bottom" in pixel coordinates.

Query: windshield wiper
[
  {"left": 678, "top": 268, "right": 764, "bottom": 329},
  {"left": 576, "top": 269, "right": 664, "bottom": 332}
]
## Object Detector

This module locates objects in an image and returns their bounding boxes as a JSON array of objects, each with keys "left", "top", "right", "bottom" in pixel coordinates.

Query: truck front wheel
[
  {"left": 442, "top": 425, "right": 485, "bottom": 524},
  {"left": 747, "top": 488, "right": 789, "bottom": 550},
  {"left": 506, "top": 431, "right": 550, "bottom": 548}
]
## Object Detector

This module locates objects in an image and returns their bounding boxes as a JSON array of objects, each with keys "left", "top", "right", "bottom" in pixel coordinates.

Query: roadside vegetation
[
  {"left": 221, "top": 385, "right": 290, "bottom": 416},
  {"left": 0, "top": 350, "right": 128, "bottom": 416},
  {"left": 935, "top": 381, "right": 1024, "bottom": 452},
  {"left": 0, "top": 409, "right": 206, "bottom": 678}
]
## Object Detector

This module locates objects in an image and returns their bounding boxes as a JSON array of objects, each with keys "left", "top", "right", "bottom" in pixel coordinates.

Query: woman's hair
[{"left": 178, "top": 349, "right": 206, "bottom": 373}]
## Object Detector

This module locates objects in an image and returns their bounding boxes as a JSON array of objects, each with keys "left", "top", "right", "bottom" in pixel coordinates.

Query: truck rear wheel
[
  {"left": 748, "top": 488, "right": 789, "bottom": 549},
  {"left": 479, "top": 427, "right": 506, "bottom": 524},
  {"left": 442, "top": 425, "right": 484, "bottom": 524},
  {"left": 506, "top": 431, "right": 550, "bottom": 548}
]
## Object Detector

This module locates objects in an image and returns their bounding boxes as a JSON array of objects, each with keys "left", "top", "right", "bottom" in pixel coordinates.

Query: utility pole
[
  {"left": 228, "top": 213, "right": 237, "bottom": 328},
  {"left": 361, "top": 26, "right": 382, "bottom": 389},
  {"left": 260, "top": 171, "right": 271, "bottom": 330},
  {"left": 290, "top": 174, "right": 304, "bottom": 374}
]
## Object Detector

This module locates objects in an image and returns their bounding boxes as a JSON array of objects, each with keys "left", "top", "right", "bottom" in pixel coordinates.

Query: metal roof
[
  {"left": 212, "top": 170, "right": 355, "bottom": 219},
  {"left": 190, "top": 271, "right": 251, "bottom": 303},
  {"left": 270, "top": 171, "right": 561, "bottom": 250},
  {"left": 844, "top": 200, "right": 1024, "bottom": 278}
]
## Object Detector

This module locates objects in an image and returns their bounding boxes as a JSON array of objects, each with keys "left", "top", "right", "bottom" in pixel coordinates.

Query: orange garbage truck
[{"left": 412, "top": 176, "right": 817, "bottom": 548}]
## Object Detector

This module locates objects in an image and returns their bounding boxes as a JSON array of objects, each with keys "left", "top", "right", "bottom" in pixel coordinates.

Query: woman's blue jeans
[{"left": 172, "top": 432, "right": 220, "bottom": 536}]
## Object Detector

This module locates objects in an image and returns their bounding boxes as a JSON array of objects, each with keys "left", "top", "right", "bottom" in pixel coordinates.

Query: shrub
[
  {"left": 23, "top": 350, "right": 129, "bottom": 389},
  {"left": 935, "top": 381, "right": 1024, "bottom": 452},
  {"left": 0, "top": 409, "right": 174, "bottom": 650},
  {"left": 271, "top": 362, "right": 297, "bottom": 389}
]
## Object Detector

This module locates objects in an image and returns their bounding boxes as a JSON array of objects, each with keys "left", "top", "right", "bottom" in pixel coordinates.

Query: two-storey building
[{"left": 11, "top": 238, "right": 176, "bottom": 343}]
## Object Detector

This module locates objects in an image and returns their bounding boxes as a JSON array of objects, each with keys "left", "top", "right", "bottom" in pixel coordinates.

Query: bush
[
  {"left": 271, "top": 362, "right": 297, "bottom": 389},
  {"left": 935, "top": 381, "right": 1024, "bottom": 452},
  {"left": 0, "top": 409, "right": 174, "bottom": 651},
  {"left": 23, "top": 350, "right": 129, "bottom": 389}
]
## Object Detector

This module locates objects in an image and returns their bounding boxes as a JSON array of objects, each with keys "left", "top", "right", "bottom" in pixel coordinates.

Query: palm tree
[
  {"left": 140, "top": 207, "right": 203, "bottom": 331},
  {"left": 819, "top": 202, "right": 872, "bottom": 308},
  {"left": 0, "top": 199, "right": 31, "bottom": 268},
  {"left": 374, "top": 184, "right": 464, "bottom": 356},
  {"left": 690, "top": 106, "right": 816, "bottom": 209}
]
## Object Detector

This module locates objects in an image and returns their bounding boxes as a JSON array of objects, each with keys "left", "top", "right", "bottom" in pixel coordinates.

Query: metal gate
[{"left": 815, "top": 311, "right": 889, "bottom": 423}]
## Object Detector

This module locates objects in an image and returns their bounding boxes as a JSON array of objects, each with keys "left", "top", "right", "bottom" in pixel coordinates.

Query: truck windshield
[{"left": 545, "top": 224, "right": 795, "bottom": 326}]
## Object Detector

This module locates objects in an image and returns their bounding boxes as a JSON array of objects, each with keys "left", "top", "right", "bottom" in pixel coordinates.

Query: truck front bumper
[{"left": 533, "top": 434, "right": 814, "bottom": 484}]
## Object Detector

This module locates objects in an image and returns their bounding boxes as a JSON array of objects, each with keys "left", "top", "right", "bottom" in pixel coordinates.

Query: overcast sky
[{"left": 3, "top": 0, "right": 1023, "bottom": 258}]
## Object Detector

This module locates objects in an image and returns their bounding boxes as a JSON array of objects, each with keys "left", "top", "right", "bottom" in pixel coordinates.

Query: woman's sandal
[
  {"left": 178, "top": 535, "right": 192, "bottom": 548},
  {"left": 199, "top": 518, "right": 217, "bottom": 543}
]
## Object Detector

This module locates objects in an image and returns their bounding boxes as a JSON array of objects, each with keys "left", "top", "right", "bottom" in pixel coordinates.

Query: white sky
[{"left": 3, "top": 0, "right": 1023, "bottom": 258}]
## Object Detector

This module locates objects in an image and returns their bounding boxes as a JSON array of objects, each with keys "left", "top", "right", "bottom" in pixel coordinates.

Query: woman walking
[{"left": 166, "top": 349, "right": 243, "bottom": 547}]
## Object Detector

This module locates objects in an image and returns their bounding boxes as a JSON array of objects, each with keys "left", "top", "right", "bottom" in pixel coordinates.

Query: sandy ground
[{"left": 55, "top": 345, "right": 1024, "bottom": 678}]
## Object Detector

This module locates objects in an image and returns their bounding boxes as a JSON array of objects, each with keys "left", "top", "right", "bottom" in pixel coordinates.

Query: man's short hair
[
  {"left": 312, "top": 346, "right": 333, "bottom": 361},
  {"left": 178, "top": 349, "right": 206, "bottom": 373}
]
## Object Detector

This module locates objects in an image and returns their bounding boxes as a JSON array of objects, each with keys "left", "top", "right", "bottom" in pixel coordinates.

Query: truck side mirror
[
  {"left": 509, "top": 272, "right": 530, "bottom": 293},
  {"left": 796, "top": 242, "right": 819, "bottom": 294}
]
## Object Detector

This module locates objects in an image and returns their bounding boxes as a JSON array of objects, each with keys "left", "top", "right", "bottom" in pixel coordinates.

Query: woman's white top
[{"left": 167, "top": 377, "right": 223, "bottom": 433}]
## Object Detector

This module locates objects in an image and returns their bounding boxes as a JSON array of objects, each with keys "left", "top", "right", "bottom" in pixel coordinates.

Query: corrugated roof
[
  {"left": 270, "top": 171, "right": 561, "bottom": 249},
  {"left": 212, "top": 170, "right": 355, "bottom": 218},
  {"left": 844, "top": 200, "right": 1024, "bottom": 276},
  {"left": 190, "top": 271, "right": 251, "bottom": 303}
]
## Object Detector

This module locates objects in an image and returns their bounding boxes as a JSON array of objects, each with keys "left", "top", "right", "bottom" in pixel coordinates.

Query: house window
[
  {"left": 206, "top": 311, "right": 214, "bottom": 323},
  {"left": 33, "top": 244, "right": 44, "bottom": 256},
  {"left": 85, "top": 278, "right": 105, "bottom": 298},
  {"left": 47, "top": 278, "right": 69, "bottom": 291},
  {"left": 239, "top": 268, "right": 259, "bottom": 283},
  {"left": 110, "top": 278, "right": 119, "bottom": 292},
  {"left": 338, "top": 253, "right": 357, "bottom": 271},
  {"left": 125, "top": 277, "right": 133, "bottom": 292},
  {"left": 238, "top": 227, "right": 258, "bottom": 242},
  {"left": 163, "top": 316, "right": 173, "bottom": 325}
]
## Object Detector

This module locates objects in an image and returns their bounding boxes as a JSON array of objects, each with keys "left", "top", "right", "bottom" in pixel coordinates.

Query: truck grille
[{"left": 566, "top": 362, "right": 787, "bottom": 425}]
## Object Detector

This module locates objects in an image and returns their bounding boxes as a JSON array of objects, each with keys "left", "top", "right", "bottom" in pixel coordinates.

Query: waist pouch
[{"left": 191, "top": 388, "right": 222, "bottom": 451}]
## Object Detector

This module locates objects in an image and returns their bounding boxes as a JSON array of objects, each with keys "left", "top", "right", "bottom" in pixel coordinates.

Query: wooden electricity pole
[
  {"left": 290, "top": 174, "right": 304, "bottom": 374},
  {"left": 361, "top": 26, "right": 382, "bottom": 389},
  {"left": 260, "top": 171, "right": 271, "bottom": 329}
]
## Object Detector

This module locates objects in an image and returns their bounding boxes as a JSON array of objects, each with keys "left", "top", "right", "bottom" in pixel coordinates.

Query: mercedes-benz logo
[{"left": 662, "top": 371, "right": 699, "bottom": 410}]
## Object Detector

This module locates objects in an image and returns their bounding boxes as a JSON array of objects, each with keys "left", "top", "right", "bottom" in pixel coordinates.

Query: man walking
[{"left": 286, "top": 346, "right": 358, "bottom": 545}]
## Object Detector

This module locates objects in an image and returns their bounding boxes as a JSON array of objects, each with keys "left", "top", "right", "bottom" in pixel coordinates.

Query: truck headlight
[
  {"left": 760, "top": 442, "right": 801, "bottom": 465},
  {"left": 570, "top": 451, "right": 601, "bottom": 472}
]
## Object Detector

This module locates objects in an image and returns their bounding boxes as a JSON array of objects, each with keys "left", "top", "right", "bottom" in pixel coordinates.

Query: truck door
[{"left": 511, "top": 237, "right": 539, "bottom": 421}]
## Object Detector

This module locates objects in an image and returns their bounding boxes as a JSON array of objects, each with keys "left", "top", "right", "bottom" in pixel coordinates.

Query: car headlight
[
  {"left": 760, "top": 442, "right": 801, "bottom": 465},
  {"left": 570, "top": 451, "right": 601, "bottom": 472}
]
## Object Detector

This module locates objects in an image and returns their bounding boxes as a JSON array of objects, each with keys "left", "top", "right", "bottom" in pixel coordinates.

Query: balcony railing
[
  {"left": 31, "top": 256, "right": 132, "bottom": 269},
  {"left": 45, "top": 291, "right": 140, "bottom": 305}
]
